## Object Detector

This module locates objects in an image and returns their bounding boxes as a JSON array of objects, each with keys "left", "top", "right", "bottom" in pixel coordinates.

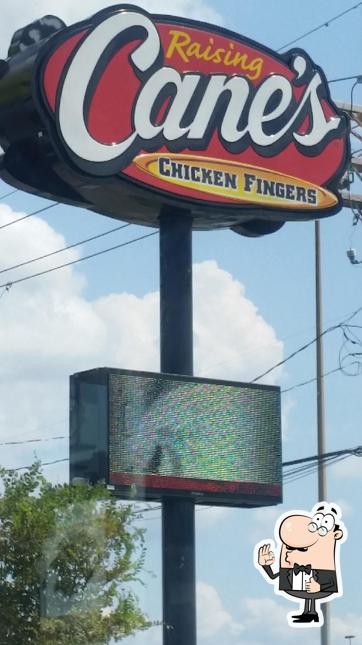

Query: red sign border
[{"left": 110, "top": 471, "right": 282, "bottom": 498}]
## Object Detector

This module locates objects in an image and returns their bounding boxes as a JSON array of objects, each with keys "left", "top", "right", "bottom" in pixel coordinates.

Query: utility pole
[
  {"left": 314, "top": 100, "right": 361, "bottom": 645},
  {"left": 341, "top": 192, "right": 362, "bottom": 209},
  {"left": 315, "top": 218, "right": 329, "bottom": 644},
  {"left": 336, "top": 101, "right": 362, "bottom": 211},
  {"left": 315, "top": 219, "right": 326, "bottom": 509}
]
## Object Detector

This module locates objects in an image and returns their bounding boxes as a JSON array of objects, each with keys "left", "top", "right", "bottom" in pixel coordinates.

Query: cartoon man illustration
[{"left": 254, "top": 502, "right": 346, "bottom": 627}]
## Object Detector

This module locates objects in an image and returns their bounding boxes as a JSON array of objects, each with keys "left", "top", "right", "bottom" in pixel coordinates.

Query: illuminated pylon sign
[{"left": 0, "top": 6, "right": 350, "bottom": 235}]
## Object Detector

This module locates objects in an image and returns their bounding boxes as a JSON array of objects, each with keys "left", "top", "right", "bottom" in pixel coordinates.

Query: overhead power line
[
  {"left": 251, "top": 304, "right": 362, "bottom": 383},
  {"left": 283, "top": 444, "right": 362, "bottom": 467},
  {"left": 0, "top": 284, "right": 11, "bottom": 300},
  {"left": 277, "top": 2, "right": 362, "bottom": 51},
  {"left": 4, "top": 446, "right": 360, "bottom": 521},
  {"left": 12, "top": 458, "right": 69, "bottom": 471},
  {"left": 0, "top": 222, "right": 131, "bottom": 275},
  {"left": 7, "top": 444, "right": 361, "bottom": 480},
  {"left": 0, "top": 189, "right": 18, "bottom": 200},
  {"left": 281, "top": 366, "right": 342, "bottom": 394},
  {"left": 2, "top": 308, "right": 362, "bottom": 450},
  {"left": 0, "top": 202, "right": 59, "bottom": 230},
  {"left": 328, "top": 74, "right": 362, "bottom": 84},
  {"left": 283, "top": 454, "right": 350, "bottom": 484},
  {"left": 0, "top": 229, "right": 158, "bottom": 290},
  {"left": 1, "top": 365, "right": 355, "bottom": 451},
  {"left": 0, "top": 301, "right": 358, "bottom": 447},
  {"left": 0, "top": 435, "right": 67, "bottom": 447},
  {"left": 282, "top": 444, "right": 362, "bottom": 484},
  {"left": 135, "top": 446, "right": 362, "bottom": 520},
  {"left": 251, "top": 329, "right": 336, "bottom": 383}
]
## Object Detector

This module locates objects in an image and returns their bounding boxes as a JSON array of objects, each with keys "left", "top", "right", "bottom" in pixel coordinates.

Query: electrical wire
[
  {"left": 283, "top": 446, "right": 362, "bottom": 485},
  {"left": 135, "top": 449, "right": 362, "bottom": 520},
  {"left": 0, "top": 420, "right": 68, "bottom": 445},
  {"left": 0, "top": 223, "right": 131, "bottom": 276},
  {"left": 0, "top": 189, "right": 18, "bottom": 200},
  {"left": 283, "top": 454, "right": 350, "bottom": 485},
  {"left": 251, "top": 326, "right": 338, "bottom": 383},
  {"left": 251, "top": 304, "right": 362, "bottom": 383},
  {"left": 284, "top": 454, "right": 346, "bottom": 479},
  {"left": 283, "top": 444, "right": 362, "bottom": 467},
  {"left": 277, "top": 2, "right": 362, "bottom": 51},
  {"left": 2, "top": 363, "right": 356, "bottom": 450},
  {"left": 281, "top": 366, "right": 342, "bottom": 394},
  {"left": 201, "top": 303, "right": 362, "bottom": 378},
  {"left": 134, "top": 505, "right": 162, "bottom": 516},
  {"left": 4, "top": 446, "right": 360, "bottom": 519},
  {"left": 281, "top": 324, "right": 362, "bottom": 391},
  {"left": 200, "top": 306, "right": 362, "bottom": 378},
  {"left": 338, "top": 324, "right": 362, "bottom": 375},
  {"left": 351, "top": 80, "right": 359, "bottom": 116},
  {"left": 0, "top": 374, "right": 343, "bottom": 445},
  {"left": 0, "top": 284, "right": 11, "bottom": 300},
  {"left": 0, "top": 435, "right": 67, "bottom": 447},
  {"left": 0, "top": 369, "right": 346, "bottom": 452},
  {"left": 0, "top": 230, "right": 158, "bottom": 290},
  {"left": 3, "top": 321, "right": 362, "bottom": 448},
  {"left": 328, "top": 74, "right": 362, "bottom": 84},
  {"left": 11, "top": 447, "right": 362, "bottom": 478},
  {"left": 284, "top": 451, "right": 357, "bottom": 480},
  {"left": 12, "top": 458, "right": 69, "bottom": 471},
  {"left": 0, "top": 202, "right": 59, "bottom": 230}
]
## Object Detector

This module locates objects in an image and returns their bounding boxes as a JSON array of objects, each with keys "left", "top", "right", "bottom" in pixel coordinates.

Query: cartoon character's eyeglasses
[{"left": 308, "top": 511, "right": 336, "bottom": 536}]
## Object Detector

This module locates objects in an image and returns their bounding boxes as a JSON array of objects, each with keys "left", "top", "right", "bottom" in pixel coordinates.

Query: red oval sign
[{"left": 33, "top": 5, "right": 349, "bottom": 226}]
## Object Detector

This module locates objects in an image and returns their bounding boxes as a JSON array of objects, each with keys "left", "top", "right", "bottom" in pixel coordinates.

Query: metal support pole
[
  {"left": 315, "top": 219, "right": 329, "bottom": 645},
  {"left": 160, "top": 206, "right": 193, "bottom": 375},
  {"left": 159, "top": 206, "right": 196, "bottom": 645}
]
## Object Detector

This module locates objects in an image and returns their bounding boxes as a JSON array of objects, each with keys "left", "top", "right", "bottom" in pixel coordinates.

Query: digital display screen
[
  {"left": 70, "top": 368, "right": 282, "bottom": 506},
  {"left": 107, "top": 370, "right": 282, "bottom": 506}
]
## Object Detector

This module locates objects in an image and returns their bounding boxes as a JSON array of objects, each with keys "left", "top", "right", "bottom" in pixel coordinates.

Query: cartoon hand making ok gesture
[{"left": 258, "top": 543, "right": 275, "bottom": 567}]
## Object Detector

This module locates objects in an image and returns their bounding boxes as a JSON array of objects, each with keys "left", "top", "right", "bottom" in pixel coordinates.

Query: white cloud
[
  {"left": 0, "top": 0, "right": 223, "bottom": 58},
  {"left": 237, "top": 597, "right": 362, "bottom": 645},
  {"left": 124, "top": 603, "right": 362, "bottom": 645},
  {"left": 281, "top": 394, "right": 295, "bottom": 440},
  {"left": 196, "top": 506, "right": 233, "bottom": 530},
  {"left": 241, "top": 597, "right": 320, "bottom": 643},
  {"left": 334, "top": 498, "right": 354, "bottom": 518},
  {"left": 197, "top": 582, "right": 244, "bottom": 638},
  {"left": 123, "top": 624, "right": 162, "bottom": 645},
  {"left": 242, "top": 597, "right": 288, "bottom": 637},
  {"left": 331, "top": 612, "right": 362, "bottom": 642},
  {"left": 194, "top": 261, "right": 283, "bottom": 383},
  {"left": 126, "top": 596, "right": 362, "bottom": 645},
  {"left": 332, "top": 456, "right": 362, "bottom": 480},
  {"left": 247, "top": 506, "right": 282, "bottom": 544},
  {"left": 0, "top": 204, "right": 283, "bottom": 476},
  {"left": 125, "top": 582, "right": 245, "bottom": 645},
  {"left": 253, "top": 506, "right": 281, "bottom": 528}
]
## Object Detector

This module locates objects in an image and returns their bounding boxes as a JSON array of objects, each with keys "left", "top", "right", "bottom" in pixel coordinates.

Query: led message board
[
  {"left": 0, "top": 6, "right": 349, "bottom": 235},
  {"left": 70, "top": 368, "right": 282, "bottom": 507}
]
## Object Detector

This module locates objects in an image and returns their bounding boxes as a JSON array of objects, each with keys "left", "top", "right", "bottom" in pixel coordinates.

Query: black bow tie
[{"left": 293, "top": 564, "right": 312, "bottom": 575}]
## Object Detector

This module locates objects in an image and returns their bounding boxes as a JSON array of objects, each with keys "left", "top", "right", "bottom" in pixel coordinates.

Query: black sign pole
[{"left": 159, "top": 205, "right": 196, "bottom": 645}]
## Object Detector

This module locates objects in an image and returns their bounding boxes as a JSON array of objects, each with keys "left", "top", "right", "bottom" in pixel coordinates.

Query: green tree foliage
[{"left": 0, "top": 463, "right": 152, "bottom": 644}]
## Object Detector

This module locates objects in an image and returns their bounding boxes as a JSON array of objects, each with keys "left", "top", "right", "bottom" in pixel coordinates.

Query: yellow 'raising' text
[{"left": 165, "top": 30, "right": 264, "bottom": 81}]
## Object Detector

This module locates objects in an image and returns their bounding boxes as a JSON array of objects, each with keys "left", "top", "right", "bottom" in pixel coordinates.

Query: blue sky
[{"left": 0, "top": 0, "right": 361, "bottom": 643}]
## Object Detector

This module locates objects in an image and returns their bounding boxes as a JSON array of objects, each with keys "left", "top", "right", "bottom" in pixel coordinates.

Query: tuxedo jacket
[{"left": 262, "top": 565, "right": 338, "bottom": 594}]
